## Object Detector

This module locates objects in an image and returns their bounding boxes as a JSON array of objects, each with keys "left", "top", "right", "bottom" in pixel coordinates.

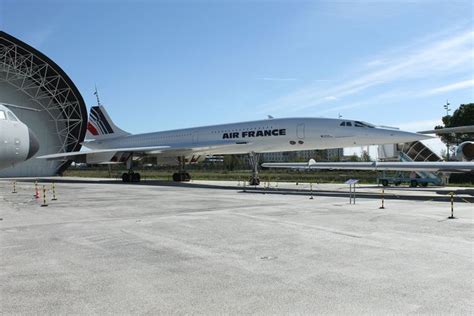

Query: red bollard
[{"left": 34, "top": 181, "right": 40, "bottom": 199}]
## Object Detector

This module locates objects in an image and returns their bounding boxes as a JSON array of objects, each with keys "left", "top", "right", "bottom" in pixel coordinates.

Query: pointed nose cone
[
  {"left": 26, "top": 128, "right": 40, "bottom": 160},
  {"left": 387, "top": 130, "right": 433, "bottom": 143}
]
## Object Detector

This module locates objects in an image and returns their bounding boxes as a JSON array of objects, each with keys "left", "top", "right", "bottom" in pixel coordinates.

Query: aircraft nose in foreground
[{"left": 26, "top": 128, "right": 40, "bottom": 159}]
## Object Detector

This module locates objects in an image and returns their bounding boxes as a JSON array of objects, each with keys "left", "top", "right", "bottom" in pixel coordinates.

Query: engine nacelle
[{"left": 455, "top": 141, "right": 474, "bottom": 161}]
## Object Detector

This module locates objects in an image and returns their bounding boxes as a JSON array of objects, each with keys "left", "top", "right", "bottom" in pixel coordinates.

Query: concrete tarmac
[{"left": 1, "top": 178, "right": 473, "bottom": 314}]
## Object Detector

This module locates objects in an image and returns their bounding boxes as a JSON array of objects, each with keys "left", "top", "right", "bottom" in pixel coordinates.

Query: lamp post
[
  {"left": 443, "top": 101, "right": 451, "bottom": 160},
  {"left": 443, "top": 100, "right": 451, "bottom": 116}
]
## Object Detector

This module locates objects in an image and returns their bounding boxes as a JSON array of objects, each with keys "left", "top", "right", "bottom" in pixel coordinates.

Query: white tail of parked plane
[{"left": 86, "top": 106, "right": 130, "bottom": 140}]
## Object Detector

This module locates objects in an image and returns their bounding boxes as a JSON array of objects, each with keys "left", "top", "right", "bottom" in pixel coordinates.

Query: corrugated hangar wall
[{"left": 0, "top": 31, "right": 87, "bottom": 177}]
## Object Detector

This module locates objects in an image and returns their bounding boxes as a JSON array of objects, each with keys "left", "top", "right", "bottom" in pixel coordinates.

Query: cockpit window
[
  {"left": 0, "top": 110, "right": 5, "bottom": 120},
  {"left": 354, "top": 121, "right": 374, "bottom": 128},
  {"left": 340, "top": 120, "right": 374, "bottom": 128},
  {"left": 7, "top": 111, "right": 18, "bottom": 121}
]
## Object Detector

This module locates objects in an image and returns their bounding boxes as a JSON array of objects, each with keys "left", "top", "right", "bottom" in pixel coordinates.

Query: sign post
[{"left": 345, "top": 179, "right": 359, "bottom": 204}]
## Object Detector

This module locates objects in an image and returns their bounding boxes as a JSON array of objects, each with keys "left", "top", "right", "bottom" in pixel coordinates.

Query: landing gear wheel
[
  {"left": 249, "top": 177, "right": 260, "bottom": 186},
  {"left": 172, "top": 173, "right": 180, "bottom": 182},
  {"left": 421, "top": 182, "right": 428, "bottom": 187},
  {"left": 410, "top": 180, "right": 418, "bottom": 187},
  {"left": 122, "top": 173, "right": 130, "bottom": 183},
  {"left": 122, "top": 172, "right": 141, "bottom": 183},
  {"left": 172, "top": 172, "right": 191, "bottom": 182},
  {"left": 381, "top": 179, "right": 389, "bottom": 187},
  {"left": 132, "top": 173, "right": 141, "bottom": 182}
]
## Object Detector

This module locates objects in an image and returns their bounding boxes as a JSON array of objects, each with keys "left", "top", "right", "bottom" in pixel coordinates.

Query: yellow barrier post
[
  {"left": 41, "top": 185, "right": 48, "bottom": 207},
  {"left": 34, "top": 180, "right": 39, "bottom": 198},
  {"left": 51, "top": 182, "right": 57, "bottom": 201},
  {"left": 448, "top": 192, "right": 455, "bottom": 219},
  {"left": 309, "top": 182, "right": 314, "bottom": 200},
  {"left": 379, "top": 187, "right": 385, "bottom": 209}
]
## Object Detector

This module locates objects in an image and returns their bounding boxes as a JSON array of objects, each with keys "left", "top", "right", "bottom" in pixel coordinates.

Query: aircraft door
[
  {"left": 297, "top": 123, "right": 305, "bottom": 139},
  {"left": 192, "top": 131, "right": 199, "bottom": 145},
  {"left": 0, "top": 117, "right": 15, "bottom": 161}
]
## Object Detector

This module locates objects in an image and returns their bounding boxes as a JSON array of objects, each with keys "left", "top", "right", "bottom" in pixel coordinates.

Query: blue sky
[{"left": 1, "top": 0, "right": 473, "bottom": 154}]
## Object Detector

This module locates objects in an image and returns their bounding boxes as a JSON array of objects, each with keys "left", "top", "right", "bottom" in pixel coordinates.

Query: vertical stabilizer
[{"left": 86, "top": 106, "right": 130, "bottom": 139}]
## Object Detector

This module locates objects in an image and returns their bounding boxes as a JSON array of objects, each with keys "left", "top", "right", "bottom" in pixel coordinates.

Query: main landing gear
[
  {"left": 172, "top": 172, "right": 191, "bottom": 182},
  {"left": 172, "top": 156, "right": 191, "bottom": 182},
  {"left": 122, "top": 171, "right": 141, "bottom": 183},
  {"left": 121, "top": 153, "right": 141, "bottom": 183},
  {"left": 248, "top": 152, "right": 260, "bottom": 186}
]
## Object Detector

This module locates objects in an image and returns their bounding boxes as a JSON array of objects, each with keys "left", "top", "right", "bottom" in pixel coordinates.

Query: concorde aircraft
[
  {"left": 0, "top": 103, "right": 40, "bottom": 170},
  {"left": 38, "top": 105, "right": 430, "bottom": 184}
]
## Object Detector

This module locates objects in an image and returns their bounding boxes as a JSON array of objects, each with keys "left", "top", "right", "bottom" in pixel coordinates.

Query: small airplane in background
[
  {"left": 262, "top": 125, "right": 474, "bottom": 174},
  {"left": 38, "top": 104, "right": 431, "bottom": 184},
  {"left": 262, "top": 159, "right": 474, "bottom": 172},
  {"left": 418, "top": 125, "right": 474, "bottom": 161},
  {"left": 0, "top": 103, "right": 40, "bottom": 171}
]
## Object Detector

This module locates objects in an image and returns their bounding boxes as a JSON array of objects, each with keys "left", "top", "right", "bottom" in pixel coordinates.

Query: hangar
[{"left": 0, "top": 31, "right": 87, "bottom": 177}]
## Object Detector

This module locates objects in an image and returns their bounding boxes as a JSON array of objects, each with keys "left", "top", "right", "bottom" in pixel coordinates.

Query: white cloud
[
  {"left": 391, "top": 119, "right": 442, "bottom": 132},
  {"left": 323, "top": 96, "right": 338, "bottom": 101},
  {"left": 257, "top": 77, "right": 298, "bottom": 81},
  {"left": 421, "top": 79, "right": 474, "bottom": 96},
  {"left": 259, "top": 28, "right": 474, "bottom": 114},
  {"left": 365, "top": 59, "right": 386, "bottom": 67}
]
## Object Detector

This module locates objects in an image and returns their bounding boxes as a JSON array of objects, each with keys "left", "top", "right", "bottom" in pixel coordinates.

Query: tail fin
[{"left": 86, "top": 106, "right": 130, "bottom": 140}]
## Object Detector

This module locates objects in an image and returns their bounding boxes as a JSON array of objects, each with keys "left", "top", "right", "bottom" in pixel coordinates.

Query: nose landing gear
[
  {"left": 248, "top": 152, "right": 260, "bottom": 186},
  {"left": 172, "top": 156, "right": 191, "bottom": 182}
]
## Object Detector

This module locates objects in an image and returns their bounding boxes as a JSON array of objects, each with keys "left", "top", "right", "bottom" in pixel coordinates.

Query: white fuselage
[
  {"left": 85, "top": 117, "right": 426, "bottom": 158},
  {"left": 0, "top": 104, "right": 38, "bottom": 170}
]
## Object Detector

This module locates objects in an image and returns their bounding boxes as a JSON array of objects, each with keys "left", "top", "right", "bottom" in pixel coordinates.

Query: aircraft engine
[{"left": 455, "top": 141, "right": 474, "bottom": 161}]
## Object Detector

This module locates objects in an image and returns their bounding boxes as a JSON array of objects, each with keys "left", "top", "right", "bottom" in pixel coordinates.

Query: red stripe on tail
[{"left": 87, "top": 122, "right": 99, "bottom": 135}]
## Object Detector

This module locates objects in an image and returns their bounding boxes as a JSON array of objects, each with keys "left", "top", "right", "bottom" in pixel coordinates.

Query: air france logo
[{"left": 222, "top": 129, "right": 286, "bottom": 139}]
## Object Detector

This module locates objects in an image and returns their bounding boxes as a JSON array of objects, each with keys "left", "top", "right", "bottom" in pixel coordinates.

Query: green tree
[
  {"left": 348, "top": 154, "right": 360, "bottom": 162},
  {"left": 436, "top": 103, "right": 474, "bottom": 145}
]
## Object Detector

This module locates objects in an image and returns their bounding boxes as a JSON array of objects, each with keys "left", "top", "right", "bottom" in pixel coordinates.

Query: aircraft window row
[
  {"left": 0, "top": 110, "right": 19, "bottom": 121},
  {"left": 211, "top": 126, "right": 274, "bottom": 134},
  {"left": 340, "top": 121, "right": 352, "bottom": 127},
  {"left": 354, "top": 121, "right": 374, "bottom": 128},
  {"left": 156, "top": 133, "right": 192, "bottom": 139},
  {"left": 7, "top": 111, "right": 18, "bottom": 121}
]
